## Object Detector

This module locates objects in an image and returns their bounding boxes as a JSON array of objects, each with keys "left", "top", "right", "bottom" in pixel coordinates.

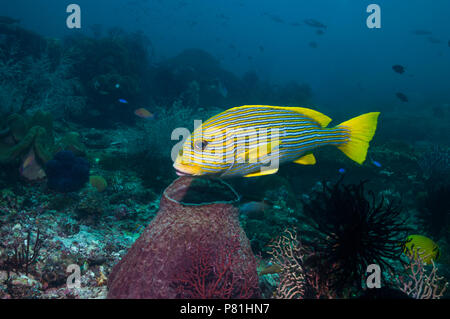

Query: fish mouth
[{"left": 175, "top": 168, "right": 192, "bottom": 176}]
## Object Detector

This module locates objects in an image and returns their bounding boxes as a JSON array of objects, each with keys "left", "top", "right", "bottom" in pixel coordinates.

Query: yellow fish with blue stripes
[{"left": 174, "top": 105, "right": 379, "bottom": 178}]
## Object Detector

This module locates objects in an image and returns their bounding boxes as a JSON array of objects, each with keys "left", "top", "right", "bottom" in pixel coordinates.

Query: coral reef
[{"left": 0, "top": 21, "right": 448, "bottom": 300}]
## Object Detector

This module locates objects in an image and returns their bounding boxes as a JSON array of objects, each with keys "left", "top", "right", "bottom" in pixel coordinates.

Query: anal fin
[
  {"left": 293, "top": 153, "right": 316, "bottom": 165},
  {"left": 244, "top": 168, "right": 278, "bottom": 177}
]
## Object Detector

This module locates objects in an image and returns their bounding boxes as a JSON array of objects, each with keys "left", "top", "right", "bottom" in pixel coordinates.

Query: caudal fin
[{"left": 336, "top": 112, "right": 380, "bottom": 164}]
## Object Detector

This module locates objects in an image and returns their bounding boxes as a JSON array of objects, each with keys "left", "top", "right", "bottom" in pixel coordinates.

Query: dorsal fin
[{"left": 238, "top": 105, "right": 332, "bottom": 127}]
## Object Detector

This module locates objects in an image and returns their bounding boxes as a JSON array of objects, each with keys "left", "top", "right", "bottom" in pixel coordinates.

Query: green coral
[
  {"left": 56, "top": 131, "right": 87, "bottom": 156},
  {"left": 0, "top": 111, "right": 54, "bottom": 164},
  {"left": 0, "top": 111, "right": 88, "bottom": 167}
]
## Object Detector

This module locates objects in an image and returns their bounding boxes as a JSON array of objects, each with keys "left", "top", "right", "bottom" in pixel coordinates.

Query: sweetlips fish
[{"left": 174, "top": 105, "right": 380, "bottom": 178}]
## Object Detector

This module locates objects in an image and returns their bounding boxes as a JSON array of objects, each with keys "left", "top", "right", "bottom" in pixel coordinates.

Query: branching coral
[
  {"left": 267, "top": 228, "right": 336, "bottom": 299},
  {"left": 395, "top": 253, "right": 448, "bottom": 299},
  {"left": 0, "top": 228, "right": 43, "bottom": 277},
  {"left": 301, "top": 180, "right": 410, "bottom": 295},
  {"left": 267, "top": 229, "right": 306, "bottom": 299}
]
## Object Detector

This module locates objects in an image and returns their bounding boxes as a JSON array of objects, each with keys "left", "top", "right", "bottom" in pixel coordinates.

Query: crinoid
[{"left": 301, "top": 180, "right": 409, "bottom": 296}]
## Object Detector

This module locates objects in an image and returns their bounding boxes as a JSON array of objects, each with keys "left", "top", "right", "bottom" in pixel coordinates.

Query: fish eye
[{"left": 194, "top": 139, "right": 208, "bottom": 151}]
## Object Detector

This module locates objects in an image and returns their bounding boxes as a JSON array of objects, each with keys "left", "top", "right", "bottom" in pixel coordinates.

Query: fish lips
[
  {"left": 173, "top": 163, "right": 194, "bottom": 176},
  {"left": 175, "top": 168, "right": 191, "bottom": 176}
]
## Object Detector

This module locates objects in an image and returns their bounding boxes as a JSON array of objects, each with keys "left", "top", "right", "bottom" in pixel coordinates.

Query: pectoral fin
[
  {"left": 237, "top": 140, "right": 280, "bottom": 163},
  {"left": 293, "top": 153, "right": 316, "bottom": 165}
]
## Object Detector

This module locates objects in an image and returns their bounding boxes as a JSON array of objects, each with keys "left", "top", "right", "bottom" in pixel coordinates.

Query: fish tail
[{"left": 336, "top": 112, "right": 380, "bottom": 164}]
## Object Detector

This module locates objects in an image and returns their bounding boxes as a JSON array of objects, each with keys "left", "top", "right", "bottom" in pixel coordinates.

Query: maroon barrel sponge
[{"left": 107, "top": 177, "right": 260, "bottom": 299}]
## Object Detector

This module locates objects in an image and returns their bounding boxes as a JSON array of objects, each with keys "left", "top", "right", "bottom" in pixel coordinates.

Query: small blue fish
[
  {"left": 118, "top": 99, "right": 128, "bottom": 104},
  {"left": 372, "top": 160, "right": 382, "bottom": 168},
  {"left": 338, "top": 168, "right": 346, "bottom": 174},
  {"left": 115, "top": 83, "right": 120, "bottom": 89}
]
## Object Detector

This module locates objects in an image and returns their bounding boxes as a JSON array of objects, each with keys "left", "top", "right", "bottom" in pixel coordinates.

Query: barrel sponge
[
  {"left": 107, "top": 177, "right": 260, "bottom": 299},
  {"left": 45, "top": 150, "right": 90, "bottom": 193}
]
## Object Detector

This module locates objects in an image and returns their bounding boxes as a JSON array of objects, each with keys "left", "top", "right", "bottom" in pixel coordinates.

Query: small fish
[
  {"left": 371, "top": 160, "right": 382, "bottom": 168},
  {"left": 115, "top": 83, "right": 120, "bottom": 89},
  {"left": 132, "top": 223, "right": 145, "bottom": 233},
  {"left": 268, "top": 14, "right": 284, "bottom": 24},
  {"left": 118, "top": 99, "right": 128, "bottom": 104},
  {"left": 316, "top": 29, "right": 325, "bottom": 35},
  {"left": 427, "top": 37, "right": 441, "bottom": 44},
  {"left": 304, "top": 19, "right": 327, "bottom": 29},
  {"left": 134, "top": 108, "right": 155, "bottom": 119},
  {"left": 216, "top": 13, "right": 229, "bottom": 21},
  {"left": 174, "top": 105, "right": 380, "bottom": 178},
  {"left": 308, "top": 41, "right": 318, "bottom": 48},
  {"left": 338, "top": 168, "right": 346, "bottom": 174},
  {"left": 395, "top": 92, "right": 408, "bottom": 102},
  {"left": 404, "top": 235, "right": 440, "bottom": 264},
  {"left": 411, "top": 29, "right": 432, "bottom": 36},
  {"left": 258, "top": 263, "right": 283, "bottom": 276},
  {"left": 392, "top": 65, "right": 405, "bottom": 74},
  {"left": 240, "top": 200, "right": 270, "bottom": 216}
]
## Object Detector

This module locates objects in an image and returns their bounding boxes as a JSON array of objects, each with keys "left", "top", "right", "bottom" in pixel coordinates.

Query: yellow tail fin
[{"left": 337, "top": 112, "right": 380, "bottom": 164}]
